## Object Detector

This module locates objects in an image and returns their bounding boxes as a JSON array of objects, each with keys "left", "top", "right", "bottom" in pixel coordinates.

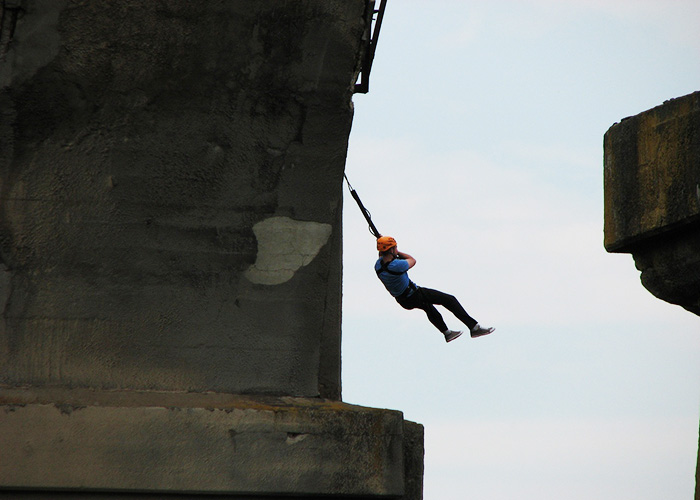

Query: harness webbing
[
  {"left": 375, "top": 259, "right": 404, "bottom": 276},
  {"left": 343, "top": 173, "right": 382, "bottom": 239}
]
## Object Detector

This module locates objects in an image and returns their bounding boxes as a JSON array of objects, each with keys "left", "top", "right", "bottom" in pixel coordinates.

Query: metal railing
[{"left": 354, "top": 0, "right": 387, "bottom": 94}]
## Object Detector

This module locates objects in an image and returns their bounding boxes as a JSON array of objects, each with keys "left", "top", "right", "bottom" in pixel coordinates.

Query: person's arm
[{"left": 397, "top": 251, "right": 416, "bottom": 269}]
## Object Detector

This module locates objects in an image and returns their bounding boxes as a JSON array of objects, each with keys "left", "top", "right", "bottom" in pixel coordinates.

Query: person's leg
[
  {"left": 397, "top": 290, "right": 449, "bottom": 332},
  {"left": 419, "top": 288, "right": 478, "bottom": 331},
  {"left": 422, "top": 302, "right": 449, "bottom": 332}
]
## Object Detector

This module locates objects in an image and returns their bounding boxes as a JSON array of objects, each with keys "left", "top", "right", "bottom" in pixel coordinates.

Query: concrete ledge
[
  {"left": 0, "top": 391, "right": 408, "bottom": 497},
  {"left": 604, "top": 91, "right": 700, "bottom": 252}
]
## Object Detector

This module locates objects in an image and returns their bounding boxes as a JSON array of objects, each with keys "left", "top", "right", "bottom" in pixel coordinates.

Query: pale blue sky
[{"left": 342, "top": 1, "right": 700, "bottom": 499}]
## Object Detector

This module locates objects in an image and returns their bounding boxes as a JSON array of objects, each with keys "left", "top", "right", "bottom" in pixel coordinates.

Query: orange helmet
[{"left": 376, "top": 236, "right": 397, "bottom": 252}]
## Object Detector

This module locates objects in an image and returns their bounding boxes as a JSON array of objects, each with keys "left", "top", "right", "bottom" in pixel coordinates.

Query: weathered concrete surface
[
  {"left": 604, "top": 91, "right": 700, "bottom": 315},
  {"left": 603, "top": 92, "right": 700, "bottom": 498},
  {"left": 403, "top": 420, "right": 426, "bottom": 500},
  {"left": 604, "top": 91, "right": 700, "bottom": 253},
  {"left": 629, "top": 229, "right": 700, "bottom": 316},
  {"left": 0, "top": 391, "right": 418, "bottom": 497},
  {"left": 244, "top": 216, "right": 333, "bottom": 286},
  {"left": 0, "top": 0, "right": 366, "bottom": 399},
  {"left": 0, "top": 1, "right": 425, "bottom": 498}
]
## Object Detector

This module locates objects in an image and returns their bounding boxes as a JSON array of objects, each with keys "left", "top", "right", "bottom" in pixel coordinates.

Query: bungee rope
[{"left": 343, "top": 173, "right": 382, "bottom": 239}]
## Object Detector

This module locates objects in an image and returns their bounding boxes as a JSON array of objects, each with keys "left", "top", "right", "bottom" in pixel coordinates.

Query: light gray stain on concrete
[{"left": 245, "top": 216, "right": 332, "bottom": 285}]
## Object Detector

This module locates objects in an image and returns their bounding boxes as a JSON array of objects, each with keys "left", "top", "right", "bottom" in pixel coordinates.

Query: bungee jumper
[
  {"left": 344, "top": 174, "right": 495, "bottom": 343},
  {"left": 375, "top": 236, "right": 494, "bottom": 342}
]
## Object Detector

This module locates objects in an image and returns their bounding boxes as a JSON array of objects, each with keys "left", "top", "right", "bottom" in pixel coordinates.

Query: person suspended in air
[{"left": 375, "top": 236, "right": 495, "bottom": 343}]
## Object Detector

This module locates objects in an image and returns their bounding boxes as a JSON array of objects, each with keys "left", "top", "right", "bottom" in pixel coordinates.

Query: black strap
[
  {"left": 344, "top": 174, "right": 382, "bottom": 239},
  {"left": 396, "top": 282, "right": 418, "bottom": 300}
]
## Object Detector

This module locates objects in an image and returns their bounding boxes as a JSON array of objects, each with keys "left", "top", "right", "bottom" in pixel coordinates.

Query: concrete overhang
[{"left": 604, "top": 91, "right": 700, "bottom": 253}]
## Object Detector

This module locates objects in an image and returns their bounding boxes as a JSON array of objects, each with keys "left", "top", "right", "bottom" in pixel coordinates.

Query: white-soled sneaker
[
  {"left": 470, "top": 324, "right": 495, "bottom": 338},
  {"left": 443, "top": 330, "right": 463, "bottom": 343}
]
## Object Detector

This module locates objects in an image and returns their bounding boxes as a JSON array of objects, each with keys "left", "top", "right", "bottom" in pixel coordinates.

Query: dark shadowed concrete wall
[
  {"left": 0, "top": 0, "right": 365, "bottom": 399},
  {"left": 0, "top": 2, "right": 425, "bottom": 497},
  {"left": 604, "top": 92, "right": 700, "bottom": 317}
]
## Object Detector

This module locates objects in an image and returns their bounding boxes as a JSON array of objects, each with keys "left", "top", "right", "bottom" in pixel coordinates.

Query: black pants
[{"left": 396, "top": 287, "right": 478, "bottom": 333}]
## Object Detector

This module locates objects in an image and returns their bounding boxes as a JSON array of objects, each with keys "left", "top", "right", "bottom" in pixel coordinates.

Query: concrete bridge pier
[
  {"left": 0, "top": 1, "right": 423, "bottom": 498},
  {"left": 604, "top": 90, "right": 700, "bottom": 499}
]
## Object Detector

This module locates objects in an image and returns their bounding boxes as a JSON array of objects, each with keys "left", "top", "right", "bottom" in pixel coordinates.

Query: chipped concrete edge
[{"left": 0, "top": 399, "right": 406, "bottom": 496}]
